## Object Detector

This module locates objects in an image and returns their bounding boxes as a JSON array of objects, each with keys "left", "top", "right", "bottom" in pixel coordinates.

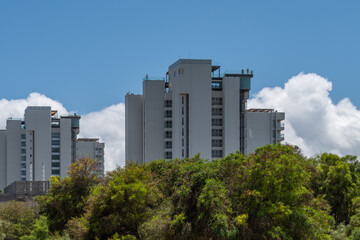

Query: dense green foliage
[
  {"left": 37, "top": 158, "right": 100, "bottom": 232},
  {"left": 0, "top": 201, "right": 39, "bottom": 239},
  {"left": 3, "top": 144, "right": 360, "bottom": 239}
]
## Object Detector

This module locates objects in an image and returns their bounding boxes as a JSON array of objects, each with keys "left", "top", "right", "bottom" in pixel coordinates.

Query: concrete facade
[
  {"left": 246, "top": 109, "right": 285, "bottom": 154},
  {"left": 0, "top": 131, "right": 6, "bottom": 191},
  {"left": 125, "top": 94, "right": 143, "bottom": 164},
  {"left": 76, "top": 138, "right": 105, "bottom": 176},
  {"left": 125, "top": 59, "right": 285, "bottom": 164},
  {"left": 0, "top": 106, "right": 105, "bottom": 191}
]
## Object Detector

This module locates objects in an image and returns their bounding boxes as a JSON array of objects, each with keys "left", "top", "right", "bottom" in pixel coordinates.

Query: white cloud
[
  {"left": 79, "top": 103, "right": 125, "bottom": 171},
  {"left": 0, "top": 93, "right": 68, "bottom": 128},
  {"left": 0, "top": 93, "right": 125, "bottom": 171},
  {"left": 2, "top": 73, "right": 360, "bottom": 173},
  {"left": 248, "top": 73, "right": 360, "bottom": 157}
]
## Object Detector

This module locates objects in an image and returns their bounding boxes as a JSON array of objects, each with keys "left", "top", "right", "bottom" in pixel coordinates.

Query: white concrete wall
[
  {"left": 0, "top": 131, "right": 7, "bottom": 191},
  {"left": 77, "top": 141, "right": 96, "bottom": 159},
  {"left": 125, "top": 94, "right": 143, "bottom": 163},
  {"left": 246, "top": 112, "right": 273, "bottom": 154},
  {"left": 25, "top": 107, "right": 52, "bottom": 181},
  {"left": 76, "top": 140, "right": 104, "bottom": 176},
  {"left": 223, "top": 76, "right": 241, "bottom": 156},
  {"left": 169, "top": 59, "right": 212, "bottom": 160},
  {"left": 143, "top": 80, "right": 165, "bottom": 163},
  {"left": 60, "top": 118, "right": 72, "bottom": 177},
  {"left": 6, "top": 120, "right": 22, "bottom": 185}
]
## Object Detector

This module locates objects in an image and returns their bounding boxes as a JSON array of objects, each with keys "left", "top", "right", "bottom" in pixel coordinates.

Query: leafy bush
[{"left": 0, "top": 200, "right": 39, "bottom": 238}]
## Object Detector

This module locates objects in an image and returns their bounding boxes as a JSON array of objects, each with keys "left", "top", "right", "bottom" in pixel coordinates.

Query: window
[
  {"left": 182, "top": 128, "right": 184, "bottom": 136},
  {"left": 212, "top": 108, "right": 223, "bottom": 116},
  {"left": 21, "top": 163, "right": 26, "bottom": 169},
  {"left": 165, "top": 152, "right": 172, "bottom": 159},
  {"left": 212, "top": 129, "right": 223, "bottom": 137},
  {"left": 98, "top": 163, "right": 104, "bottom": 169},
  {"left": 21, "top": 134, "right": 26, "bottom": 140},
  {"left": 52, "top": 169, "right": 60, "bottom": 175},
  {"left": 182, "top": 107, "right": 184, "bottom": 115},
  {"left": 52, "top": 148, "right": 60, "bottom": 153},
  {"left": 21, "top": 156, "right": 26, "bottom": 161},
  {"left": 21, "top": 149, "right": 26, "bottom": 154},
  {"left": 182, "top": 117, "right": 184, "bottom": 126},
  {"left": 182, "top": 96, "right": 184, "bottom": 104},
  {"left": 212, "top": 150, "right": 223, "bottom": 158},
  {"left": 21, "top": 141, "right": 26, "bottom": 147},
  {"left": 179, "top": 68, "right": 184, "bottom": 74},
  {"left": 52, "top": 133, "right": 60, "bottom": 138},
  {"left": 212, "top": 139, "right": 223, "bottom": 147},
  {"left": 52, "top": 155, "right": 60, "bottom": 160},
  {"left": 52, "top": 162, "right": 60, "bottom": 168},
  {"left": 165, "top": 131, "right": 172, "bottom": 138},
  {"left": 174, "top": 71, "right": 176, "bottom": 77},
  {"left": 212, "top": 118, "right": 223, "bottom": 126},
  {"left": 52, "top": 140, "right": 60, "bottom": 145},
  {"left": 164, "top": 100, "right": 172, "bottom": 108},
  {"left": 182, "top": 138, "right": 184, "bottom": 147},
  {"left": 165, "top": 121, "right": 172, "bottom": 128},
  {"left": 165, "top": 110, "right": 172, "bottom": 118},
  {"left": 165, "top": 141, "right": 172, "bottom": 149},
  {"left": 182, "top": 149, "right": 184, "bottom": 157},
  {"left": 21, "top": 170, "right": 26, "bottom": 176},
  {"left": 212, "top": 98, "right": 223, "bottom": 105}
]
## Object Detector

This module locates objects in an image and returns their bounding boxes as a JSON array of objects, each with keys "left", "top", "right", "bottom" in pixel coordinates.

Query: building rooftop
[
  {"left": 77, "top": 138, "right": 99, "bottom": 142},
  {"left": 169, "top": 59, "right": 212, "bottom": 70},
  {"left": 26, "top": 106, "right": 51, "bottom": 110},
  {"left": 247, "top": 108, "right": 274, "bottom": 113},
  {"left": 61, "top": 113, "right": 81, "bottom": 119}
]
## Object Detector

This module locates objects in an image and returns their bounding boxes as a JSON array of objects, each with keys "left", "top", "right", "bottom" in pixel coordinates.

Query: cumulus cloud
[
  {"left": 248, "top": 73, "right": 360, "bottom": 157},
  {"left": 0, "top": 93, "right": 125, "bottom": 171},
  {"left": 79, "top": 103, "right": 125, "bottom": 171},
  {"left": 0, "top": 93, "right": 68, "bottom": 128},
  {"left": 2, "top": 73, "right": 359, "bottom": 172}
]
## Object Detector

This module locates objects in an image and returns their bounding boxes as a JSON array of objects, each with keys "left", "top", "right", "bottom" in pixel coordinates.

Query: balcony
[
  {"left": 277, "top": 121, "right": 285, "bottom": 131},
  {"left": 277, "top": 133, "right": 284, "bottom": 141},
  {"left": 277, "top": 112, "right": 285, "bottom": 121},
  {"left": 211, "top": 82, "right": 222, "bottom": 91}
]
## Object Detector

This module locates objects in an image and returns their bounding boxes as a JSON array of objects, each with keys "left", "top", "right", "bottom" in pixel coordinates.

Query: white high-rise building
[
  {"left": 125, "top": 59, "right": 285, "bottom": 164},
  {"left": 0, "top": 106, "right": 105, "bottom": 191}
]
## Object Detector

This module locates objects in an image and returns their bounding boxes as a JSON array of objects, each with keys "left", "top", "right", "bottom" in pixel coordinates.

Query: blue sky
[{"left": 1, "top": 0, "right": 359, "bottom": 114}]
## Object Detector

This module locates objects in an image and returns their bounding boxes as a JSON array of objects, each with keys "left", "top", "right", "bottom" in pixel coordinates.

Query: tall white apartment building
[
  {"left": 125, "top": 59, "right": 285, "bottom": 164},
  {"left": 0, "top": 106, "right": 105, "bottom": 191}
]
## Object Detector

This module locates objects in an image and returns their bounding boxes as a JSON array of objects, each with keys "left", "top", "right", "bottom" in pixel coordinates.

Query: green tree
[
  {"left": 38, "top": 158, "right": 100, "bottom": 232},
  {"left": 311, "top": 153, "right": 360, "bottom": 224},
  {"left": 20, "top": 216, "right": 50, "bottom": 240},
  {"left": 0, "top": 219, "right": 14, "bottom": 240},
  {"left": 0, "top": 200, "right": 39, "bottom": 238},
  {"left": 85, "top": 163, "right": 161, "bottom": 239},
  {"left": 233, "top": 144, "right": 333, "bottom": 239}
]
